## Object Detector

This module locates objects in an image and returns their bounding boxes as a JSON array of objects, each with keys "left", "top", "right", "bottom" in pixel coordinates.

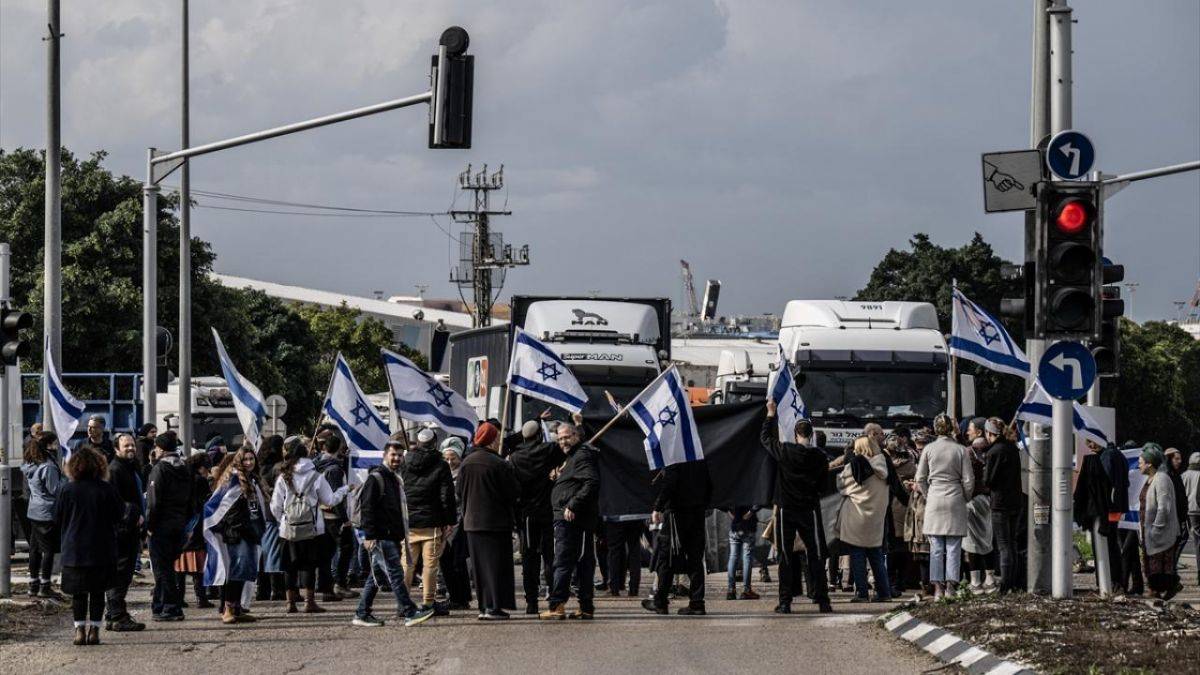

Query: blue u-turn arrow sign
[{"left": 1038, "top": 341, "right": 1097, "bottom": 400}]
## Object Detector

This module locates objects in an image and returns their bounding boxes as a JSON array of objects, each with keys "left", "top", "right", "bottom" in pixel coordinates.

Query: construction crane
[
  {"left": 1189, "top": 279, "right": 1200, "bottom": 319},
  {"left": 680, "top": 259, "right": 700, "bottom": 320}
]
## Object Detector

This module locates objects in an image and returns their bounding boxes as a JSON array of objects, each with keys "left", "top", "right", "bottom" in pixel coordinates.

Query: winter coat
[
  {"left": 77, "top": 436, "right": 115, "bottom": 462},
  {"left": 507, "top": 438, "right": 565, "bottom": 521},
  {"left": 983, "top": 439, "right": 1023, "bottom": 513},
  {"left": 887, "top": 452, "right": 917, "bottom": 538},
  {"left": 181, "top": 473, "right": 212, "bottom": 551},
  {"left": 1142, "top": 471, "right": 1179, "bottom": 557},
  {"left": 458, "top": 448, "right": 520, "bottom": 532},
  {"left": 1073, "top": 454, "right": 1114, "bottom": 534},
  {"left": 759, "top": 415, "right": 829, "bottom": 511},
  {"left": 915, "top": 437, "right": 973, "bottom": 537},
  {"left": 837, "top": 453, "right": 890, "bottom": 549},
  {"left": 55, "top": 477, "right": 122, "bottom": 568},
  {"left": 146, "top": 453, "right": 195, "bottom": 535},
  {"left": 652, "top": 459, "right": 712, "bottom": 513},
  {"left": 268, "top": 458, "right": 346, "bottom": 537},
  {"left": 313, "top": 453, "right": 349, "bottom": 521},
  {"left": 20, "top": 459, "right": 63, "bottom": 522},
  {"left": 358, "top": 465, "right": 407, "bottom": 542},
  {"left": 551, "top": 444, "right": 601, "bottom": 526},
  {"left": 400, "top": 445, "right": 457, "bottom": 529},
  {"left": 1183, "top": 468, "right": 1200, "bottom": 516},
  {"left": 1166, "top": 467, "right": 1189, "bottom": 531},
  {"left": 107, "top": 455, "right": 144, "bottom": 536},
  {"left": 1098, "top": 446, "right": 1131, "bottom": 513}
]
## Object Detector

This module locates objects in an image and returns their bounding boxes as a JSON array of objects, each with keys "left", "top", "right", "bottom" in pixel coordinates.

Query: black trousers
[
  {"left": 992, "top": 510, "right": 1021, "bottom": 593},
  {"left": 1118, "top": 528, "right": 1144, "bottom": 594},
  {"left": 606, "top": 520, "right": 644, "bottom": 594},
  {"left": 149, "top": 532, "right": 185, "bottom": 616},
  {"left": 73, "top": 591, "right": 105, "bottom": 622},
  {"left": 518, "top": 516, "right": 554, "bottom": 605},
  {"left": 547, "top": 520, "right": 596, "bottom": 611},
  {"left": 104, "top": 534, "right": 140, "bottom": 620},
  {"left": 776, "top": 507, "right": 829, "bottom": 605},
  {"left": 332, "top": 523, "right": 356, "bottom": 587},
  {"left": 440, "top": 528, "right": 472, "bottom": 605},
  {"left": 315, "top": 522, "right": 342, "bottom": 593},
  {"left": 652, "top": 509, "right": 706, "bottom": 608},
  {"left": 28, "top": 519, "right": 56, "bottom": 585}
]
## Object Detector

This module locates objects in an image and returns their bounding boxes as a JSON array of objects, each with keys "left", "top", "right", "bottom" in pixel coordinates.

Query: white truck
[
  {"left": 777, "top": 300, "right": 974, "bottom": 449},
  {"left": 153, "top": 376, "right": 246, "bottom": 448}
]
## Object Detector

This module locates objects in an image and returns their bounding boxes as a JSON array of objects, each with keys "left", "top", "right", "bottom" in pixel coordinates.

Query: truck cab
[
  {"left": 778, "top": 300, "right": 970, "bottom": 449},
  {"left": 153, "top": 376, "right": 245, "bottom": 449}
]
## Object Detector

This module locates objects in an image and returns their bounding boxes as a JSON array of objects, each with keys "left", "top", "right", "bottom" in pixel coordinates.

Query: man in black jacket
[
  {"left": 540, "top": 422, "right": 600, "bottom": 621},
  {"left": 78, "top": 415, "right": 115, "bottom": 461},
  {"left": 983, "top": 419, "right": 1024, "bottom": 594},
  {"left": 508, "top": 414, "right": 567, "bottom": 613},
  {"left": 313, "top": 432, "right": 357, "bottom": 602},
  {"left": 145, "top": 433, "right": 193, "bottom": 621},
  {"left": 352, "top": 445, "right": 435, "bottom": 628},
  {"left": 642, "top": 458, "right": 712, "bottom": 615},
  {"left": 760, "top": 401, "right": 832, "bottom": 613},
  {"left": 400, "top": 428, "right": 457, "bottom": 611},
  {"left": 104, "top": 434, "right": 146, "bottom": 631}
]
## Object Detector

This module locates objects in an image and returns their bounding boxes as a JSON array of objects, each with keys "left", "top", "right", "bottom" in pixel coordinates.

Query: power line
[{"left": 160, "top": 184, "right": 442, "bottom": 217}]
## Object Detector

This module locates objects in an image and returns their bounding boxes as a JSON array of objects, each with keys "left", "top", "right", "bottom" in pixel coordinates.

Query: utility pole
[
  {"left": 42, "top": 0, "right": 62, "bottom": 434},
  {"left": 1048, "top": 0, "right": 1074, "bottom": 600},
  {"left": 1025, "top": 0, "right": 1053, "bottom": 596},
  {"left": 449, "top": 165, "right": 529, "bottom": 327},
  {"left": 179, "top": 0, "right": 193, "bottom": 451},
  {"left": 0, "top": 243, "right": 11, "bottom": 597}
]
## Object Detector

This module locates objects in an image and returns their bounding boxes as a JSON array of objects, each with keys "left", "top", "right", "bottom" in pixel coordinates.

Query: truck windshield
[{"left": 801, "top": 370, "right": 944, "bottom": 422}]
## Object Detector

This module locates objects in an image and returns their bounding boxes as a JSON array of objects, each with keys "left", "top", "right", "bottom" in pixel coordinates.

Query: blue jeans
[
  {"left": 356, "top": 539, "right": 418, "bottom": 619},
  {"left": 928, "top": 535, "right": 963, "bottom": 584},
  {"left": 847, "top": 544, "right": 892, "bottom": 599},
  {"left": 727, "top": 531, "right": 755, "bottom": 590}
]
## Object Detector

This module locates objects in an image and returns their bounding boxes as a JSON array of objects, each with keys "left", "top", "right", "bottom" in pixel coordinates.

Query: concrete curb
[{"left": 881, "top": 610, "right": 1037, "bottom": 675}]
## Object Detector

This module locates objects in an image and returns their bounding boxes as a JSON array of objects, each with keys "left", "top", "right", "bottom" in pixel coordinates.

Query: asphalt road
[{"left": 1, "top": 572, "right": 938, "bottom": 675}]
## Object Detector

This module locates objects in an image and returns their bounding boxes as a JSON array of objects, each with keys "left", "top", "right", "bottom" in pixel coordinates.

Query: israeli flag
[
  {"left": 768, "top": 346, "right": 807, "bottom": 442},
  {"left": 201, "top": 474, "right": 265, "bottom": 587},
  {"left": 627, "top": 366, "right": 703, "bottom": 470},
  {"left": 323, "top": 353, "right": 390, "bottom": 482},
  {"left": 950, "top": 287, "right": 1030, "bottom": 378},
  {"left": 1015, "top": 382, "right": 1109, "bottom": 447},
  {"left": 382, "top": 348, "right": 477, "bottom": 439},
  {"left": 45, "top": 339, "right": 85, "bottom": 454},
  {"left": 212, "top": 329, "right": 267, "bottom": 449},
  {"left": 507, "top": 327, "right": 588, "bottom": 414}
]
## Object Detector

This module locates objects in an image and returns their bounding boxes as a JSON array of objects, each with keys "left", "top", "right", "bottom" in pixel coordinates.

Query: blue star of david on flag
[
  {"left": 657, "top": 406, "right": 678, "bottom": 427},
  {"left": 383, "top": 348, "right": 478, "bottom": 440},
  {"left": 323, "top": 353, "right": 391, "bottom": 482},
  {"left": 537, "top": 361, "right": 562, "bottom": 382},
  {"left": 426, "top": 382, "right": 454, "bottom": 408},
  {"left": 949, "top": 286, "right": 1030, "bottom": 379},
  {"left": 769, "top": 346, "right": 807, "bottom": 442},
  {"left": 351, "top": 400, "right": 373, "bottom": 426}
]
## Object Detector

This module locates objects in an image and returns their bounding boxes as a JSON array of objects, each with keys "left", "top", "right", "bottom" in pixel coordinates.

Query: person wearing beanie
[
  {"left": 457, "top": 423, "right": 519, "bottom": 619},
  {"left": 1183, "top": 452, "right": 1200, "bottom": 586},
  {"left": 1138, "top": 445, "right": 1181, "bottom": 599},
  {"left": 399, "top": 425, "right": 457, "bottom": 613},
  {"left": 437, "top": 436, "right": 471, "bottom": 609},
  {"left": 145, "top": 429, "right": 194, "bottom": 621},
  {"left": 507, "top": 411, "right": 570, "bottom": 614}
]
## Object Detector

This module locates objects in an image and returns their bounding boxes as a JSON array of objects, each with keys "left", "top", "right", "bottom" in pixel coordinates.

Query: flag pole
[
  {"left": 949, "top": 279, "right": 959, "bottom": 421},
  {"left": 498, "top": 331, "right": 520, "bottom": 450}
]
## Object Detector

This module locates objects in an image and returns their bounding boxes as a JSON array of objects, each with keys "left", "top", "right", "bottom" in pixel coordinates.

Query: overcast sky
[{"left": 2, "top": 1, "right": 1197, "bottom": 322}]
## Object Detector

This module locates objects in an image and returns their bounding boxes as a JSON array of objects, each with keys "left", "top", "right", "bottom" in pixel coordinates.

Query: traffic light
[
  {"left": 0, "top": 306, "right": 32, "bottom": 366},
  {"left": 1036, "top": 181, "right": 1102, "bottom": 339},
  {"left": 999, "top": 262, "right": 1035, "bottom": 332},
  {"left": 429, "top": 26, "right": 473, "bottom": 149},
  {"left": 1093, "top": 262, "right": 1125, "bottom": 376}
]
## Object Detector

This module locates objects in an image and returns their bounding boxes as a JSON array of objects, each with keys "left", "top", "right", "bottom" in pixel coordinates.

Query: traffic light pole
[
  {"left": 1025, "top": 0, "right": 1053, "bottom": 596},
  {"left": 0, "top": 243, "right": 10, "bottom": 597},
  {"left": 42, "top": 0, "right": 62, "bottom": 436},
  {"left": 1048, "top": 1, "right": 1074, "bottom": 600}
]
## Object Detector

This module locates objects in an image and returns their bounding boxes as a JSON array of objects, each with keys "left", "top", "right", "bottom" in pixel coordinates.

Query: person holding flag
[
  {"left": 202, "top": 446, "right": 267, "bottom": 624},
  {"left": 539, "top": 419, "right": 601, "bottom": 621},
  {"left": 760, "top": 398, "right": 833, "bottom": 614},
  {"left": 212, "top": 329, "right": 268, "bottom": 449},
  {"left": 382, "top": 348, "right": 478, "bottom": 440},
  {"left": 768, "top": 346, "right": 806, "bottom": 442}
]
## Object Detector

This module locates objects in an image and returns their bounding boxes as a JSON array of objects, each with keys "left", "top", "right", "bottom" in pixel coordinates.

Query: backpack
[
  {"left": 279, "top": 472, "right": 321, "bottom": 542},
  {"left": 346, "top": 473, "right": 384, "bottom": 529}
]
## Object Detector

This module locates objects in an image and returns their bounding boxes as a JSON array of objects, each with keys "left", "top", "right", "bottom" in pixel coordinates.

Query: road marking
[
  {"left": 901, "top": 623, "right": 937, "bottom": 641},
  {"left": 924, "top": 634, "right": 959, "bottom": 655}
]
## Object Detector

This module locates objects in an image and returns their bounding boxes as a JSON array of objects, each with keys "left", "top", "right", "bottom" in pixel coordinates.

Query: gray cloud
[{"left": 1, "top": 0, "right": 1197, "bottom": 321}]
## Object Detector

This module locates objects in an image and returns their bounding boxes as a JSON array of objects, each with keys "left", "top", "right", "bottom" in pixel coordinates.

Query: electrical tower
[{"left": 449, "top": 164, "right": 530, "bottom": 327}]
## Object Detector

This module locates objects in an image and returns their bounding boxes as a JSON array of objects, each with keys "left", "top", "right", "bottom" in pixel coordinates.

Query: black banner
[{"left": 588, "top": 401, "right": 776, "bottom": 517}]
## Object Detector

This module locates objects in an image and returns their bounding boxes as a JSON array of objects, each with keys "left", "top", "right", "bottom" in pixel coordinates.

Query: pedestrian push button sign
[{"left": 1038, "top": 341, "right": 1097, "bottom": 400}]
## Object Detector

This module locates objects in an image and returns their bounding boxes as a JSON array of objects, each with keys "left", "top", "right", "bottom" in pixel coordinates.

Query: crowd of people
[{"left": 6, "top": 403, "right": 1199, "bottom": 646}]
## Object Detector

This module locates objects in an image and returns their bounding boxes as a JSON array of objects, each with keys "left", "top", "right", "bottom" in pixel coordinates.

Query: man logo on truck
[{"left": 571, "top": 309, "right": 608, "bottom": 326}]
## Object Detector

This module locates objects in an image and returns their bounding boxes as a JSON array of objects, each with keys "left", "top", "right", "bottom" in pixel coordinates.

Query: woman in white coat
[
  {"left": 915, "top": 414, "right": 973, "bottom": 599},
  {"left": 838, "top": 436, "right": 893, "bottom": 602},
  {"left": 1138, "top": 444, "right": 1180, "bottom": 600},
  {"left": 270, "top": 436, "right": 349, "bottom": 613}
]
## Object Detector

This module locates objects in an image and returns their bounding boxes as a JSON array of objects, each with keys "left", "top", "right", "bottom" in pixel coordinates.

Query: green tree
[
  {"left": 1113, "top": 320, "right": 1200, "bottom": 449},
  {"left": 855, "top": 232, "right": 1026, "bottom": 415}
]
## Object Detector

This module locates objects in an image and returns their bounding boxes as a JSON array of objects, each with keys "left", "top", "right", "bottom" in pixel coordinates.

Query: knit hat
[
  {"left": 521, "top": 420, "right": 540, "bottom": 439},
  {"left": 440, "top": 437, "right": 465, "bottom": 458},
  {"left": 473, "top": 422, "right": 499, "bottom": 447},
  {"left": 1189, "top": 453, "right": 1200, "bottom": 468},
  {"left": 417, "top": 428, "right": 436, "bottom": 444},
  {"left": 154, "top": 434, "right": 178, "bottom": 452},
  {"left": 1141, "top": 443, "right": 1164, "bottom": 468},
  {"left": 984, "top": 419, "right": 1003, "bottom": 436}
]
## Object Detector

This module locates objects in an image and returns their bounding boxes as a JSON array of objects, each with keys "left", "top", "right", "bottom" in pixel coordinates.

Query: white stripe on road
[
  {"left": 884, "top": 611, "right": 914, "bottom": 631},
  {"left": 952, "top": 646, "right": 989, "bottom": 667},
  {"left": 900, "top": 622, "right": 937, "bottom": 641},
  {"left": 923, "top": 633, "right": 960, "bottom": 655}
]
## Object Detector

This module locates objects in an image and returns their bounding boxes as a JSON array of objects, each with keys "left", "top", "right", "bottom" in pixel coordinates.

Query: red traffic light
[{"left": 1054, "top": 199, "right": 1091, "bottom": 235}]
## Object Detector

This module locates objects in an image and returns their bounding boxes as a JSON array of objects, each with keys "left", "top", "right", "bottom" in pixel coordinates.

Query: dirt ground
[
  {"left": 906, "top": 593, "right": 1200, "bottom": 674},
  {"left": 0, "top": 596, "right": 66, "bottom": 644}
]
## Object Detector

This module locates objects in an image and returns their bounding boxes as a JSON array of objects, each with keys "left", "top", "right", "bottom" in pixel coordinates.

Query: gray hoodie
[{"left": 20, "top": 460, "right": 63, "bottom": 522}]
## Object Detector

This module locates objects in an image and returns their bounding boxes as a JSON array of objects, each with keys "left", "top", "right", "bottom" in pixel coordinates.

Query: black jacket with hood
[
  {"left": 146, "top": 452, "right": 194, "bottom": 535},
  {"left": 759, "top": 415, "right": 828, "bottom": 511},
  {"left": 313, "top": 453, "right": 348, "bottom": 521},
  {"left": 359, "top": 465, "right": 407, "bottom": 542},
  {"left": 400, "top": 445, "right": 457, "bottom": 529},
  {"left": 508, "top": 438, "right": 565, "bottom": 521},
  {"left": 551, "top": 443, "right": 600, "bottom": 527}
]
